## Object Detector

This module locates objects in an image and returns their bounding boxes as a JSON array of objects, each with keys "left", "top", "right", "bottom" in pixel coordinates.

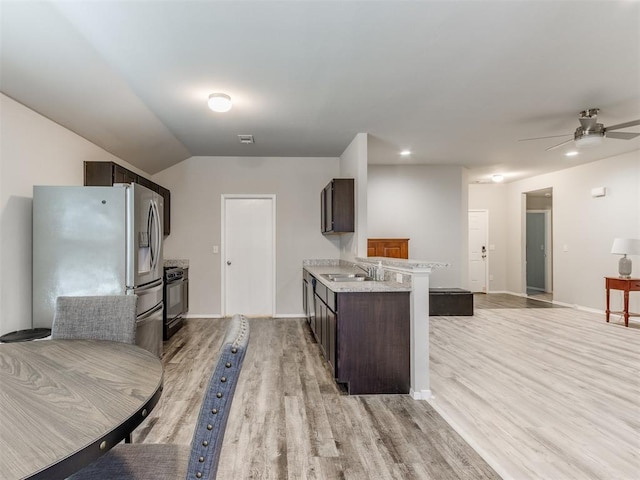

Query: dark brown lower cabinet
[
  {"left": 335, "top": 292, "right": 410, "bottom": 394},
  {"left": 306, "top": 269, "right": 410, "bottom": 394}
]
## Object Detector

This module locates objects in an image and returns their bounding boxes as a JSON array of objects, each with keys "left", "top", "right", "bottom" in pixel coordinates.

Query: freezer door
[
  {"left": 133, "top": 280, "right": 163, "bottom": 357},
  {"left": 33, "top": 186, "right": 127, "bottom": 329},
  {"left": 127, "top": 183, "right": 164, "bottom": 288},
  {"left": 136, "top": 303, "right": 163, "bottom": 358}
]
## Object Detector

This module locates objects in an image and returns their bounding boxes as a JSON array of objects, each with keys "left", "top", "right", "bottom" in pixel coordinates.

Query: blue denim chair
[{"left": 68, "top": 314, "right": 250, "bottom": 480}]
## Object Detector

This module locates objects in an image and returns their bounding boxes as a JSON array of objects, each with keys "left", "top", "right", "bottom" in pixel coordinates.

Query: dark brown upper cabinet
[
  {"left": 321, "top": 178, "right": 354, "bottom": 234},
  {"left": 84, "top": 161, "right": 171, "bottom": 236}
]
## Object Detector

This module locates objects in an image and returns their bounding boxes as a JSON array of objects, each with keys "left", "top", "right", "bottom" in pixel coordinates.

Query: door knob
[{"left": 227, "top": 261, "right": 232, "bottom": 265}]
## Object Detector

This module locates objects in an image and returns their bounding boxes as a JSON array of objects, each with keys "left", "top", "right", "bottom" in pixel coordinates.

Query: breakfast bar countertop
[{"left": 303, "top": 260, "right": 411, "bottom": 293}]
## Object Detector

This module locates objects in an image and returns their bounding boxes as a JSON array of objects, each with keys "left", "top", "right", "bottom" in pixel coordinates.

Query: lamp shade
[{"left": 611, "top": 238, "right": 640, "bottom": 255}]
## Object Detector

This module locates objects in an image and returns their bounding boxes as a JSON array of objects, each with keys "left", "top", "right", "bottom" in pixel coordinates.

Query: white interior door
[
  {"left": 222, "top": 195, "right": 275, "bottom": 317},
  {"left": 468, "top": 210, "right": 488, "bottom": 293}
]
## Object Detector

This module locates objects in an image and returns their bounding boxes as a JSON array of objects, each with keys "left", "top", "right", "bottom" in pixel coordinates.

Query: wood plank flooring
[
  {"left": 135, "top": 294, "right": 639, "bottom": 479},
  {"left": 429, "top": 296, "right": 640, "bottom": 480},
  {"left": 135, "top": 317, "right": 499, "bottom": 479}
]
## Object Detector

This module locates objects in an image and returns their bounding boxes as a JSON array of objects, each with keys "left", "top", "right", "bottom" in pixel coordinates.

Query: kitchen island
[{"left": 303, "top": 261, "right": 411, "bottom": 394}]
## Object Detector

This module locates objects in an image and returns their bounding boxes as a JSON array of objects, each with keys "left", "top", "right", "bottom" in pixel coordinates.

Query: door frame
[
  {"left": 468, "top": 209, "right": 489, "bottom": 293},
  {"left": 220, "top": 194, "right": 277, "bottom": 317}
]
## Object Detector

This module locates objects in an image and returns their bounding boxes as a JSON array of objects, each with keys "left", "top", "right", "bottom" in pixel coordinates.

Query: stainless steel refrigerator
[{"left": 32, "top": 183, "right": 164, "bottom": 357}]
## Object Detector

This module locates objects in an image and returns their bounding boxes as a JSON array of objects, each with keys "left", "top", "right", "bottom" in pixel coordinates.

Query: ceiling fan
[{"left": 520, "top": 108, "right": 640, "bottom": 151}]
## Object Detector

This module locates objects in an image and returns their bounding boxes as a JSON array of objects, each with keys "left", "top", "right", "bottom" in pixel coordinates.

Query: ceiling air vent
[{"left": 237, "top": 134, "right": 254, "bottom": 144}]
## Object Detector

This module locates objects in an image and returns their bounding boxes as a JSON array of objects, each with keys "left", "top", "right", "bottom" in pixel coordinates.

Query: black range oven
[{"left": 163, "top": 267, "right": 186, "bottom": 340}]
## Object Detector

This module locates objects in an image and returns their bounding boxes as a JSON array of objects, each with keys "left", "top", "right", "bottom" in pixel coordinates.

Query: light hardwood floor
[
  {"left": 136, "top": 317, "right": 499, "bottom": 479},
  {"left": 429, "top": 295, "right": 640, "bottom": 480},
  {"left": 135, "top": 295, "right": 639, "bottom": 479}
]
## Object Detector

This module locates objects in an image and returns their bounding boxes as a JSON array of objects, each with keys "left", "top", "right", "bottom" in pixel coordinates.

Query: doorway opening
[{"left": 524, "top": 188, "right": 553, "bottom": 302}]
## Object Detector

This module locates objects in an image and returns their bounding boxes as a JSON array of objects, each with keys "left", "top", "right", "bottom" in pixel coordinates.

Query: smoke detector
[{"left": 237, "top": 134, "right": 254, "bottom": 144}]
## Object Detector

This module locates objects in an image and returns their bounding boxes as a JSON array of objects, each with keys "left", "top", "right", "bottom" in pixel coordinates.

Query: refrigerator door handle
[
  {"left": 155, "top": 200, "right": 163, "bottom": 268},
  {"left": 137, "top": 302, "right": 163, "bottom": 320},
  {"left": 148, "top": 199, "right": 162, "bottom": 272}
]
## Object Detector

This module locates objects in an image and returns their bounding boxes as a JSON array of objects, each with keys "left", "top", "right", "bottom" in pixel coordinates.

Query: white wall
[
  {"left": 468, "top": 183, "right": 508, "bottom": 292},
  {"left": 507, "top": 152, "right": 640, "bottom": 312},
  {"left": 367, "top": 164, "right": 468, "bottom": 288},
  {"left": 152, "top": 156, "right": 341, "bottom": 317},
  {"left": 471, "top": 151, "right": 639, "bottom": 312},
  {"left": 0, "top": 94, "right": 146, "bottom": 335},
  {"left": 338, "top": 133, "right": 368, "bottom": 260}
]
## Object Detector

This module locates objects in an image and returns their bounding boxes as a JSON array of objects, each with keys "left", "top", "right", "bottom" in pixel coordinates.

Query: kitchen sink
[{"left": 321, "top": 273, "right": 373, "bottom": 282}]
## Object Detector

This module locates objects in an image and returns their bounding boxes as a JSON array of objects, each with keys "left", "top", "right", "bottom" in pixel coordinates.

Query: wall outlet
[
  {"left": 396, "top": 273, "right": 403, "bottom": 283},
  {"left": 213, "top": 245, "right": 219, "bottom": 254}
]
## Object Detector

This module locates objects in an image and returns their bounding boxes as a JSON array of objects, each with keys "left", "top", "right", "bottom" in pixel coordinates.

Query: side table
[{"left": 605, "top": 276, "right": 640, "bottom": 327}]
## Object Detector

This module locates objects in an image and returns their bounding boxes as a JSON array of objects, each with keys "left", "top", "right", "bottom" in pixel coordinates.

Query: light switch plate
[
  {"left": 395, "top": 273, "right": 403, "bottom": 283},
  {"left": 213, "top": 245, "right": 219, "bottom": 254}
]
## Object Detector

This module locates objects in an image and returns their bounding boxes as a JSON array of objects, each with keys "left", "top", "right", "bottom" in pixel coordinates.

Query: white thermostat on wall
[{"left": 590, "top": 187, "right": 606, "bottom": 198}]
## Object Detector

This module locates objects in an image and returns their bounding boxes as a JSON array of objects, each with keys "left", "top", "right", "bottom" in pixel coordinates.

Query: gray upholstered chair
[
  {"left": 68, "top": 314, "right": 250, "bottom": 480},
  {"left": 52, "top": 295, "right": 137, "bottom": 344}
]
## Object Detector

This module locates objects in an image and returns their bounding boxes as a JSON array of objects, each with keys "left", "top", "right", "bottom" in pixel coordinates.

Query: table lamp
[{"left": 611, "top": 238, "right": 640, "bottom": 278}]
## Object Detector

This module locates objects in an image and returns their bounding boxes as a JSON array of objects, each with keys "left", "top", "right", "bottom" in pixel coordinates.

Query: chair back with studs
[{"left": 185, "top": 314, "right": 250, "bottom": 480}]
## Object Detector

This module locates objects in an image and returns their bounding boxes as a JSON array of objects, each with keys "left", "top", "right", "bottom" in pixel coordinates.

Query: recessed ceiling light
[
  {"left": 208, "top": 93, "right": 232, "bottom": 113},
  {"left": 400, "top": 150, "right": 411, "bottom": 156},
  {"left": 565, "top": 150, "right": 579, "bottom": 157},
  {"left": 491, "top": 174, "right": 504, "bottom": 183}
]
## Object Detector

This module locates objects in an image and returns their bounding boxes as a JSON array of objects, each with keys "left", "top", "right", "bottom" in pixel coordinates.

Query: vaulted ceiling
[{"left": 1, "top": 1, "right": 639, "bottom": 182}]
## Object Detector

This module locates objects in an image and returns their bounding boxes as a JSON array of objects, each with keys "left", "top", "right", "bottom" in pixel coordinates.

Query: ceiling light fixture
[
  {"left": 575, "top": 134, "right": 603, "bottom": 149},
  {"left": 400, "top": 150, "right": 411, "bottom": 156},
  {"left": 208, "top": 93, "right": 232, "bottom": 113},
  {"left": 492, "top": 174, "right": 504, "bottom": 183},
  {"left": 565, "top": 150, "right": 579, "bottom": 157}
]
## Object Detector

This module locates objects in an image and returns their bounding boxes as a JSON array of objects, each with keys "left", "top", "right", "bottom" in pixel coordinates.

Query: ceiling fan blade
[
  {"left": 545, "top": 139, "right": 574, "bottom": 151},
  {"left": 518, "top": 134, "right": 572, "bottom": 142},
  {"left": 605, "top": 131, "right": 640, "bottom": 140},
  {"left": 605, "top": 119, "right": 640, "bottom": 131}
]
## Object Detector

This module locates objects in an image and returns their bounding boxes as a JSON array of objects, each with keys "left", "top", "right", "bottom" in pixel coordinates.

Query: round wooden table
[{"left": 0, "top": 339, "right": 163, "bottom": 480}]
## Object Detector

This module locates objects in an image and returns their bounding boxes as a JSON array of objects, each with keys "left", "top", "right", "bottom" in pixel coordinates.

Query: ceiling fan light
[
  {"left": 492, "top": 174, "right": 504, "bottom": 183},
  {"left": 208, "top": 93, "right": 232, "bottom": 113},
  {"left": 575, "top": 134, "right": 603, "bottom": 149}
]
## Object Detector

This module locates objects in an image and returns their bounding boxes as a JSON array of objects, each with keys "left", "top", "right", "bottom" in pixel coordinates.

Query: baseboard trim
[{"left": 409, "top": 388, "right": 432, "bottom": 401}]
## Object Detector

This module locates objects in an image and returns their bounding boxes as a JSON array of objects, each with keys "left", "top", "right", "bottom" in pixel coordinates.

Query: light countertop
[{"left": 303, "top": 261, "right": 411, "bottom": 293}]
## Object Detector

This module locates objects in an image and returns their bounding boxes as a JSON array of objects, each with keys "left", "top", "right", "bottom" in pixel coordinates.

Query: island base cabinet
[{"left": 336, "top": 292, "right": 410, "bottom": 395}]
